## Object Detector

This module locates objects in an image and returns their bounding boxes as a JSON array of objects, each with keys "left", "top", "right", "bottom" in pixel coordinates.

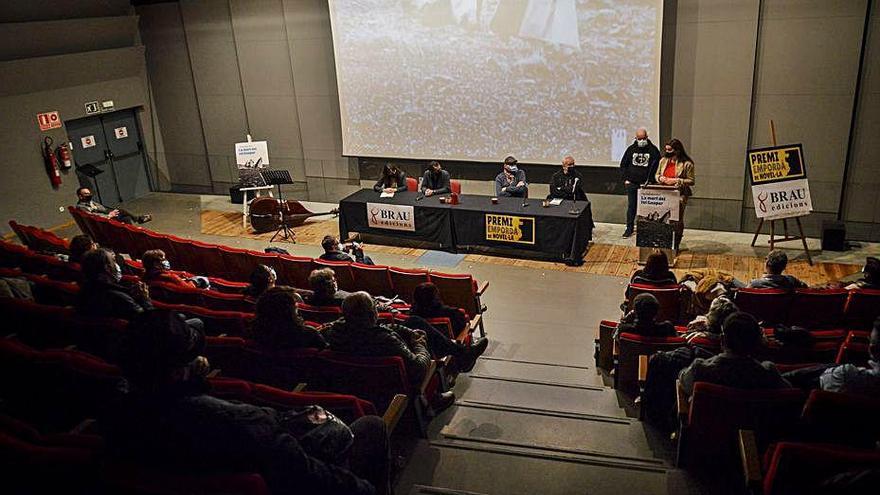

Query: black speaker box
[
  {"left": 229, "top": 185, "right": 244, "bottom": 204},
  {"left": 821, "top": 220, "right": 846, "bottom": 251}
]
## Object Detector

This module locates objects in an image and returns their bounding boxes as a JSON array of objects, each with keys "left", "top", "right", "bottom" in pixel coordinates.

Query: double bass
[{"left": 248, "top": 197, "right": 338, "bottom": 234}]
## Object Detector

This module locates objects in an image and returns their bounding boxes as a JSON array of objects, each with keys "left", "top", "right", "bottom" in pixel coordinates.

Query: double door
[{"left": 67, "top": 109, "right": 151, "bottom": 206}]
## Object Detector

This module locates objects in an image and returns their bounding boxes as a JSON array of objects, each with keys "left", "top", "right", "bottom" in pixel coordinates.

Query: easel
[{"left": 749, "top": 120, "right": 813, "bottom": 265}]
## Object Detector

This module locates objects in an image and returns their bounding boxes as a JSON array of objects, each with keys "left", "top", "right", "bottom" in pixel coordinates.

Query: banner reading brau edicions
[{"left": 747, "top": 144, "right": 813, "bottom": 220}]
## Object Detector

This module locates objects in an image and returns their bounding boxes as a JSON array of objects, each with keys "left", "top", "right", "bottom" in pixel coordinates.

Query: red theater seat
[
  {"left": 312, "top": 258, "right": 356, "bottom": 291},
  {"left": 843, "top": 288, "right": 880, "bottom": 330},
  {"left": 296, "top": 303, "right": 343, "bottom": 324},
  {"left": 762, "top": 442, "right": 880, "bottom": 495},
  {"left": 277, "top": 255, "right": 315, "bottom": 289},
  {"left": 614, "top": 333, "right": 687, "bottom": 394},
  {"left": 786, "top": 288, "right": 848, "bottom": 329},
  {"left": 626, "top": 284, "right": 682, "bottom": 323},
  {"left": 388, "top": 267, "right": 430, "bottom": 303},
  {"left": 734, "top": 288, "right": 793, "bottom": 325},
  {"left": 351, "top": 263, "right": 393, "bottom": 297}
]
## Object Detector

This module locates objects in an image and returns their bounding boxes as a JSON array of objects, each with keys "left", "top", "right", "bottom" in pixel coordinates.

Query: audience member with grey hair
[
  {"left": 323, "top": 291, "right": 456, "bottom": 411},
  {"left": 748, "top": 250, "right": 807, "bottom": 290},
  {"left": 306, "top": 268, "right": 351, "bottom": 307}
]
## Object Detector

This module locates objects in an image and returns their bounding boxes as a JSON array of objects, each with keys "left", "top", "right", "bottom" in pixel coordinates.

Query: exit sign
[{"left": 85, "top": 101, "right": 100, "bottom": 115}]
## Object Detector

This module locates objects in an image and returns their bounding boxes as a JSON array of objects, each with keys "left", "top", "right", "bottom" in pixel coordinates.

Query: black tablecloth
[{"left": 338, "top": 189, "right": 593, "bottom": 262}]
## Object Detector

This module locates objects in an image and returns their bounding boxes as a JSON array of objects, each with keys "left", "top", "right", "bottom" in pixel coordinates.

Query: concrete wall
[
  {"left": 137, "top": 0, "right": 357, "bottom": 199},
  {"left": 0, "top": 3, "right": 167, "bottom": 234}
]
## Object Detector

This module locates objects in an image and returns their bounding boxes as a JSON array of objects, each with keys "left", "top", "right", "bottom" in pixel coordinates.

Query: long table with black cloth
[{"left": 338, "top": 189, "right": 594, "bottom": 263}]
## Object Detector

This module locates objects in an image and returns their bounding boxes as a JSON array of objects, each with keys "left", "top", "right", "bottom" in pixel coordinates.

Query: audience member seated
[
  {"left": 320, "top": 235, "right": 374, "bottom": 265},
  {"left": 615, "top": 293, "right": 677, "bottom": 339},
  {"left": 411, "top": 282, "right": 467, "bottom": 336},
  {"left": 100, "top": 310, "right": 388, "bottom": 494},
  {"left": 323, "top": 292, "right": 455, "bottom": 410},
  {"left": 306, "top": 268, "right": 351, "bottom": 307},
  {"left": 748, "top": 250, "right": 807, "bottom": 290},
  {"left": 819, "top": 317, "right": 880, "bottom": 397},
  {"left": 845, "top": 257, "right": 880, "bottom": 290},
  {"left": 141, "top": 249, "right": 209, "bottom": 289},
  {"left": 631, "top": 251, "right": 677, "bottom": 287},
  {"left": 243, "top": 264, "right": 277, "bottom": 300},
  {"left": 77, "top": 248, "right": 154, "bottom": 320},
  {"left": 75, "top": 187, "right": 151, "bottom": 224},
  {"left": 251, "top": 286, "right": 327, "bottom": 350},
  {"left": 681, "top": 296, "right": 738, "bottom": 343},
  {"left": 679, "top": 312, "right": 791, "bottom": 397},
  {"left": 67, "top": 234, "right": 97, "bottom": 264}
]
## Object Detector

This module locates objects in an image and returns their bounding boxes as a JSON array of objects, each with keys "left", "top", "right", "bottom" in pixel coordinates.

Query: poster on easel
[
  {"left": 235, "top": 139, "right": 269, "bottom": 187},
  {"left": 747, "top": 144, "right": 813, "bottom": 221}
]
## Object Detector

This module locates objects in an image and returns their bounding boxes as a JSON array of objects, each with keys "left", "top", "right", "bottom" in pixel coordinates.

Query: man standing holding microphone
[{"left": 619, "top": 128, "right": 661, "bottom": 238}]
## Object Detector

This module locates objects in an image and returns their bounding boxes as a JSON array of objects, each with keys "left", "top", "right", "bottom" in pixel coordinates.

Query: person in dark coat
[
  {"left": 420, "top": 161, "right": 451, "bottom": 197},
  {"left": 748, "top": 250, "right": 807, "bottom": 290},
  {"left": 494, "top": 156, "right": 528, "bottom": 198},
  {"left": 251, "top": 286, "right": 327, "bottom": 350},
  {"left": 77, "top": 248, "right": 153, "bottom": 320},
  {"left": 618, "top": 128, "right": 661, "bottom": 238},
  {"left": 373, "top": 163, "right": 407, "bottom": 193},
  {"left": 320, "top": 235, "right": 374, "bottom": 265},
  {"left": 306, "top": 268, "right": 351, "bottom": 307},
  {"left": 547, "top": 156, "right": 586, "bottom": 201},
  {"left": 100, "top": 309, "right": 388, "bottom": 495},
  {"left": 615, "top": 293, "right": 677, "bottom": 340}
]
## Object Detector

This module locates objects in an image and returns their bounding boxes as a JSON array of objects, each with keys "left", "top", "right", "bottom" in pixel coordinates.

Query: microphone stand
[{"left": 568, "top": 178, "right": 580, "bottom": 215}]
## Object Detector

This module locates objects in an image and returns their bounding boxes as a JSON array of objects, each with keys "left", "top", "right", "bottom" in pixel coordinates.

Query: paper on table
[
  {"left": 380, "top": 191, "right": 395, "bottom": 198},
  {"left": 548, "top": 198, "right": 563, "bottom": 206}
]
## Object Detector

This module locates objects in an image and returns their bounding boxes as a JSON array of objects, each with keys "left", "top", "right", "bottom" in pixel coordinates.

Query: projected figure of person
[
  {"left": 495, "top": 156, "right": 528, "bottom": 198},
  {"left": 490, "top": 0, "right": 580, "bottom": 49},
  {"left": 548, "top": 156, "right": 586, "bottom": 201}
]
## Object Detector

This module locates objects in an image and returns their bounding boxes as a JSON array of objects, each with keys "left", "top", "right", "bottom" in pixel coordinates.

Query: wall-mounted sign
[
  {"left": 85, "top": 101, "right": 100, "bottom": 115},
  {"left": 485, "top": 214, "right": 535, "bottom": 244},
  {"left": 101, "top": 100, "right": 115, "bottom": 112},
  {"left": 367, "top": 203, "right": 415, "bottom": 231},
  {"left": 81, "top": 135, "right": 96, "bottom": 149},
  {"left": 114, "top": 126, "right": 128, "bottom": 139},
  {"left": 36, "top": 111, "right": 61, "bottom": 131}
]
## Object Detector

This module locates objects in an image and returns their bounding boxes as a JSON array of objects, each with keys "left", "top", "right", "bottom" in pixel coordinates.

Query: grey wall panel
[
  {"left": 290, "top": 37, "right": 338, "bottom": 96},
  {"left": 198, "top": 95, "right": 249, "bottom": 154},
  {"left": 181, "top": 0, "right": 244, "bottom": 98},
  {"left": 245, "top": 95, "right": 303, "bottom": 159},
  {"left": 0, "top": 16, "right": 139, "bottom": 61},
  {"left": 238, "top": 41, "right": 295, "bottom": 96},
  {"left": 298, "top": 95, "right": 342, "bottom": 155},
  {"left": 230, "top": 0, "right": 285, "bottom": 41},
  {"left": 0, "top": 0, "right": 131, "bottom": 23},
  {"left": 283, "top": 0, "right": 331, "bottom": 40}
]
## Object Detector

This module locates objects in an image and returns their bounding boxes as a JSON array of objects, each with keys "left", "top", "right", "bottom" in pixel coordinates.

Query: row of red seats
[
  {"left": 8, "top": 220, "right": 70, "bottom": 255},
  {"left": 0, "top": 338, "right": 403, "bottom": 494},
  {"left": 597, "top": 320, "right": 865, "bottom": 396},
  {"left": 66, "top": 207, "right": 488, "bottom": 323},
  {"left": 627, "top": 283, "right": 880, "bottom": 330},
  {"left": 0, "top": 298, "right": 440, "bottom": 436}
]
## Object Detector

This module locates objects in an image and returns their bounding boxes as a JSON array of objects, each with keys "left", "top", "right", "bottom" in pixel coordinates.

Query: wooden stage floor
[{"left": 200, "top": 209, "right": 862, "bottom": 286}]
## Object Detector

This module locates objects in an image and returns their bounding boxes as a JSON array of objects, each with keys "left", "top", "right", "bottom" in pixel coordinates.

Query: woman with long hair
[
  {"left": 251, "top": 286, "right": 326, "bottom": 350},
  {"left": 654, "top": 138, "right": 695, "bottom": 252},
  {"left": 372, "top": 163, "right": 408, "bottom": 194}
]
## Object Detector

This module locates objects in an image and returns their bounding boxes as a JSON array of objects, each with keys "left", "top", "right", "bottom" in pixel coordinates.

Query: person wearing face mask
[
  {"left": 77, "top": 248, "right": 154, "bottom": 320},
  {"left": 75, "top": 187, "right": 152, "bottom": 224},
  {"left": 548, "top": 155, "right": 587, "bottom": 201},
  {"left": 420, "top": 161, "right": 451, "bottom": 197},
  {"left": 495, "top": 155, "right": 528, "bottom": 198},
  {"left": 320, "top": 235, "right": 374, "bottom": 265},
  {"left": 141, "top": 249, "right": 210, "bottom": 289},
  {"left": 654, "top": 138, "right": 695, "bottom": 252},
  {"left": 619, "top": 128, "right": 661, "bottom": 238}
]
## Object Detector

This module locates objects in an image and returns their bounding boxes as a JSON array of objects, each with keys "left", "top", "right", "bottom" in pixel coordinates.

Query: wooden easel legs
[{"left": 750, "top": 217, "right": 813, "bottom": 265}]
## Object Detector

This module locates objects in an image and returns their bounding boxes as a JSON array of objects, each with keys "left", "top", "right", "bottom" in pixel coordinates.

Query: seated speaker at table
[
  {"left": 420, "top": 161, "right": 451, "bottom": 197},
  {"left": 373, "top": 163, "right": 408, "bottom": 194},
  {"left": 547, "top": 156, "right": 587, "bottom": 201},
  {"left": 494, "top": 156, "right": 528, "bottom": 198}
]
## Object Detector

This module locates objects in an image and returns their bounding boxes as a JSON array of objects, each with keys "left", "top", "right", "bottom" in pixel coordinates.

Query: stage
[{"left": 187, "top": 194, "right": 872, "bottom": 287}]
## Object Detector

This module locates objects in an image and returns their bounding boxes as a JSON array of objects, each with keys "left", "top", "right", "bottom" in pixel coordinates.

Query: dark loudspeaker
[
  {"left": 229, "top": 185, "right": 244, "bottom": 204},
  {"left": 821, "top": 220, "right": 846, "bottom": 251}
]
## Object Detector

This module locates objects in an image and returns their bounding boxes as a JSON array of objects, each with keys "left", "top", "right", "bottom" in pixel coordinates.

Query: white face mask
[{"left": 636, "top": 139, "right": 648, "bottom": 148}]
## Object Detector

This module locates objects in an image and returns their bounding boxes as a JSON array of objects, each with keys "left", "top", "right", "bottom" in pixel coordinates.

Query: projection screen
[{"left": 328, "top": 0, "right": 663, "bottom": 166}]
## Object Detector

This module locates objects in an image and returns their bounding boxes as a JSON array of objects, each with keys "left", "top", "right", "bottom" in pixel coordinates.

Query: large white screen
[{"left": 329, "top": 0, "right": 663, "bottom": 166}]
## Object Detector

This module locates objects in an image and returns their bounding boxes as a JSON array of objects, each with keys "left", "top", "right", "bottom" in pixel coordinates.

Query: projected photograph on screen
[{"left": 329, "top": 0, "right": 662, "bottom": 166}]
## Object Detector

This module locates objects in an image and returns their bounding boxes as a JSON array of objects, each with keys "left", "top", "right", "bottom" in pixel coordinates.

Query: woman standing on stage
[{"left": 654, "top": 139, "right": 695, "bottom": 252}]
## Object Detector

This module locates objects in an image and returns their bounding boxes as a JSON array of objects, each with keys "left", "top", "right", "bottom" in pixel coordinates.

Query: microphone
[
  {"left": 569, "top": 178, "right": 581, "bottom": 215},
  {"left": 416, "top": 193, "right": 425, "bottom": 201}
]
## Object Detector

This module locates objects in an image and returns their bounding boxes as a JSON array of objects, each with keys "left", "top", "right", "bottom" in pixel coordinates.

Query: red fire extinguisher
[
  {"left": 57, "top": 142, "right": 72, "bottom": 170},
  {"left": 42, "top": 136, "right": 62, "bottom": 189}
]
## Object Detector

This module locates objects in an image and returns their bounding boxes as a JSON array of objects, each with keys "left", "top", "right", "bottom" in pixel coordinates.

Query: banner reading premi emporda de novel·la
[{"left": 747, "top": 144, "right": 813, "bottom": 220}]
